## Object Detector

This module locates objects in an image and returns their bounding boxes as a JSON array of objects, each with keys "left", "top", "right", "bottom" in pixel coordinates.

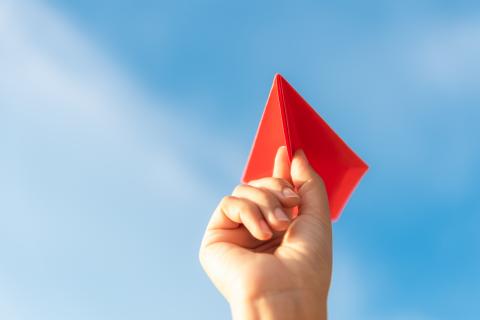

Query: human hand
[{"left": 199, "top": 146, "right": 332, "bottom": 320}]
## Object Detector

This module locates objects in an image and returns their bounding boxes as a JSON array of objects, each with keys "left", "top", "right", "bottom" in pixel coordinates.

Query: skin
[{"left": 199, "top": 146, "right": 333, "bottom": 320}]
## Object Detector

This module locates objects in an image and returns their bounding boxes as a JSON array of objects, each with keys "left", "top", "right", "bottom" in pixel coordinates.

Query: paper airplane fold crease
[{"left": 242, "top": 74, "right": 368, "bottom": 221}]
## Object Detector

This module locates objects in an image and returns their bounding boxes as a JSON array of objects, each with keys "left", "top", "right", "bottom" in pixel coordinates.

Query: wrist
[{"left": 230, "top": 289, "right": 327, "bottom": 320}]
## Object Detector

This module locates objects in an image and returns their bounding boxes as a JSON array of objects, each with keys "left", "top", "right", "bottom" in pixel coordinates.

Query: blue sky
[{"left": 1, "top": 0, "right": 479, "bottom": 319}]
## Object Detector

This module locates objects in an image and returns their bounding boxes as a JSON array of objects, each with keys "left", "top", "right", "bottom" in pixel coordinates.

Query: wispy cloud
[
  {"left": 408, "top": 17, "right": 480, "bottom": 94},
  {"left": 1, "top": 0, "right": 476, "bottom": 319},
  {"left": 0, "top": 0, "right": 235, "bottom": 318},
  {"left": 329, "top": 251, "right": 371, "bottom": 319},
  {"left": 0, "top": 0, "right": 228, "bottom": 211},
  {"left": 1, "top": 2, "right": 387, "bottom": 318}
]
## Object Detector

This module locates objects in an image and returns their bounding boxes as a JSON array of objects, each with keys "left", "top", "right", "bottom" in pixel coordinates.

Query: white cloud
[
  {"left": 0, "top": 285, "right": 21, "bottom": 320},
  {"left": 0, "top": 0, "right": 215, "bottom": 248},
  {"left": 329, "top": 252, "right": 370, "bottom": 319},
  {"left": 0, "top": 0, "right": 225, "bottom": 207},
  {"left": 409, "top": 17, "right": 480, "bottom": 93},
  {"left": 0, "top": 1, "right": 460, "bottom": 319},
  {"left": 328, "top": 247, "right": 438, "bottom": 320},
  {"left": 0, "top": 1, "right": 239, "bottom": 318}
]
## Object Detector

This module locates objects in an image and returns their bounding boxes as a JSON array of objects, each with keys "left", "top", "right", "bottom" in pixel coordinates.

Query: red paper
[{"left": 242, "top": 74, "right": 368, "bottom": 220}]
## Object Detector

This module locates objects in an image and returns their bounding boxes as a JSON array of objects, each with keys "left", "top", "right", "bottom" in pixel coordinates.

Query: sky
[{"left": 1, "top": 0, "right": 479, "bottom": 319}]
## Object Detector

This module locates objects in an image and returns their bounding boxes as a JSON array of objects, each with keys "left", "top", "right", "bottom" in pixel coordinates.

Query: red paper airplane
[{"left": 242, "top": 74, "right": 368, "bottom": 221}]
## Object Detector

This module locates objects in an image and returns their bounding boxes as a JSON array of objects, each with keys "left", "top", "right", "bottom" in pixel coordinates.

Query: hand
[{"left": 199, "top": 146, "right": 332, "bottom": 320}]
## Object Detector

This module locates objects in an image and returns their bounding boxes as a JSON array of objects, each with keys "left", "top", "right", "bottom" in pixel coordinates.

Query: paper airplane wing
[{"left": 242, "top": 74, "right": 368, "bottom": 221}]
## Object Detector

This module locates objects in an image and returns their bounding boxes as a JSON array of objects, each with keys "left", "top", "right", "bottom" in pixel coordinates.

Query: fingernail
[
  {"left": 259, "top": 219, "right": 272, "bottom": 237},
  {"left": 282, "top": 188, "right": 299, "bottom": 199},
  {"left": 273, "top": 207, "right": 290, "bottom": 222}
]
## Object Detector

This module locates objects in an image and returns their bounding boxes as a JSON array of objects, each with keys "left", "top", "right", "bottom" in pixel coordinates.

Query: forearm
[{"left": 230, "top": 290, "right": 327, "bottom": 320}]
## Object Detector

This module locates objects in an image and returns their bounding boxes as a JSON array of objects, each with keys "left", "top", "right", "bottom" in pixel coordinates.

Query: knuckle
[
  {"left": 222, "top": 195, "right": 232, "bottom": 202},
  {"left": 232, "top": 183, "right": 247, "bottom": 195},
  {"left": 268, "top": 177, "right": 287, "bottom": 189},
  {"left": 250, "top": 177, "right": 286, "bottom": 190},
  {"left": 220, "top": 195, "right": 234, "bottom": 206},
  {"left": 237, "top": 199, "right": 253, "bottom": 211},
  {"left": 246, "top": 178, "right": 262, "bottom": 187},
  {"left": 255, "top": 188, "right": 277, "bottom": 206},
  {"left": 238, "top": 201, "right": 259, "bottom": 218}
]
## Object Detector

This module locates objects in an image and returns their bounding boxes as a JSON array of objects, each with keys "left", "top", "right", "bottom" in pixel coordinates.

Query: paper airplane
[{"left": 242, "top": 74, "right": 368, "bottom": 221}]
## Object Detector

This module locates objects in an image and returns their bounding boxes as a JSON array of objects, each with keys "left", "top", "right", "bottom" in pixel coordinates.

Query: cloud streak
[{"left": 0, "top": 1, "right": 232, "bottom": 318}]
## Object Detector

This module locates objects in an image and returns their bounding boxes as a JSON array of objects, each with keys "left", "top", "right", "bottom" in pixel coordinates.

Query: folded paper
[{"left": 242, "top": 74, "right": 368, "bottom": 220}]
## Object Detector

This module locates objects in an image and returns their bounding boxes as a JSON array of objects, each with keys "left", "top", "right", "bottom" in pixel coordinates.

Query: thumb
[
  {"left": 282, "top": 149, "right": 332, "bottom": 269},
  {"left": 290, "top": 149, "right": 330, "bottom": 223},
  {"left": 272, "top": 145, "right": 292, "bottom": 183}
]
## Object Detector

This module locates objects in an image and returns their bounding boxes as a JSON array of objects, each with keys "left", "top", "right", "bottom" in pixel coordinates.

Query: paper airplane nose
[{"left": 242, "top": 74, "right": 368, "bottom": 221}]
